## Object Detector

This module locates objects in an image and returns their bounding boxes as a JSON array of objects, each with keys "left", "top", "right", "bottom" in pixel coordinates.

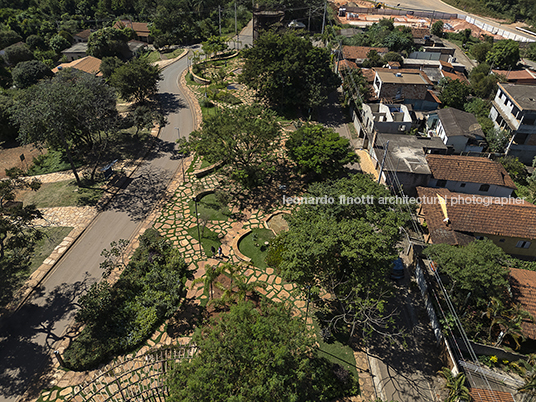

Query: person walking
[
  {"left": 218, "top": 246, "right": 223, "bottom": 259},
  {"left": 211, "top": 245, "right": 216, "bottom": 257}
]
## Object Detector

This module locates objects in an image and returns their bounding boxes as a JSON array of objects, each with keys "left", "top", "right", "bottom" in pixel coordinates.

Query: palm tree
[
  {"left": 191, "top": 264, "right": 222, "bottom": 300},
  {"left": 208, "top": 262, "right": 267, "bottom": 306},
  {"left": 439, "top": 367, "right": 471, "bottom": 402}
]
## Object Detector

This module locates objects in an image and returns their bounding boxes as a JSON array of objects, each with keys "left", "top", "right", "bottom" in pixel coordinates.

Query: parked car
[{"left": 390, "top": 258, "right": 405, "bottom": 280}]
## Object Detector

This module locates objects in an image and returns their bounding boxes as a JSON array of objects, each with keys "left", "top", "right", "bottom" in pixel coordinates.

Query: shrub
[{"left": 63, "top": 229, "right": 190, "bottom": 370}]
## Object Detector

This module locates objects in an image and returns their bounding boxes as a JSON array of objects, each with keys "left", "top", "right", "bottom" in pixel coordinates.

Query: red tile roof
[
  {"left": 342, "top": 46, "right": 388, "bottom": 61},
  {"left": 338, "top": 59, "right": 359, "bottom": 70},
  {"left": 509, "top": 268, "right": 536, "bottom": 339},
  {"left": 426, "top": 155, "right": 517, "bottom": 189},
  {"left": 52, "top": 56, "right": 102, "bottom": 76},
  {"left": 416, "top": 186, "right": 536, "bottom": 245},
  {"left": 493, "top": 68, "right": 536, "bottom": 82},
  {"left": 74, "top": 29, "right": 91, "bottom": 40},
  {"left": 470, "top": 388, "right": 515, "bottom": 402},
  {"left": 114, "top": 20, "right": 150, "bottom": 37},
  {"left": 441, "top": 69, "right": 470, "bottom": 85},
  {"left": 411, "top": 27, "right": 430, "bottom": 39}
]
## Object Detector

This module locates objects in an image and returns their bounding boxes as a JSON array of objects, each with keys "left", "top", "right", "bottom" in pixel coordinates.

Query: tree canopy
[
  {"left": 240, "top": 31, "right": 340, "bottom": 112},
  {"left": 11, "top": 59, "right": 53, "bottom": 89},
  {"left": 486, "top": 39, "right": 520, "bottom": 70},
  {"left": 87, "top": 27, "right": 132, "bottom": 59},
  {"left": 11, "top": 69, "right": 118, "bottom": 184},
  {"left": 109, "top": 57, "right": 162, "bottom": 103},
  {"left": 423, "top": 239, "right": 510, "bottom": 311},
  {"left": 167, "top": 301, "right": 358, "bottom": 402},
  {"left": 285, "top": 123, "right": 358, "bottom": 179},
  {"left": 188, "top": 104, "right": 282, "bottom": 188},
  {"left": 439, "top": 77, "right": 471, "bottom": 110}
]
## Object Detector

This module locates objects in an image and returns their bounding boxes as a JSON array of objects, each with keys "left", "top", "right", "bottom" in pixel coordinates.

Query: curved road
[{"left": 0, "top": 54, "right": 193, "bottom": 402}]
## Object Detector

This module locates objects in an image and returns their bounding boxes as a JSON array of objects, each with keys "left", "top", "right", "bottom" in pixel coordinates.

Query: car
[{"left": 390, "top": 258, "right": 405, "bottom": 280}]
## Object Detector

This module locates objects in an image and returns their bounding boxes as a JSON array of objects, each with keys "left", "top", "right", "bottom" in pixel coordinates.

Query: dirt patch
[{"left": 0, "top": 142, "right": 43, "bottom": 179}]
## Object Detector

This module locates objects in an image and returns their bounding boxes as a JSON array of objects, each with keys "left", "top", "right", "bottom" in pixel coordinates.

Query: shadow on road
[
  {"left": 103, "top": 164, "right": 173, "bottom": 222},
  {"left": 0, "top": 276, "right": 94, "bottom": 401},
  {"left": 156, "top": 92, "right": 187, "bottom": 117}
]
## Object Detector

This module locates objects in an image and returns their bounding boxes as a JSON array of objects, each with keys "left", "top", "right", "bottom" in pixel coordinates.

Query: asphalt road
[{"left": 0, "top": 54, "right": 193, "bottom": 402}]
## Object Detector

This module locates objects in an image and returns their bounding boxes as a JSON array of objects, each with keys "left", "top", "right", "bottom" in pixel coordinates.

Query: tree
[
  {"left": 188, "top": 104, "right": 281, "bottom": 188},
  {"left": 12, "top": 60, "right": 53, "bottom": 89},
  {"left": 0, "top": 93, "right": 19, "bottom": 142},
  {"left": 486, "top": 39, "right": 520, "bottom": 70},
  {"left": 471, "top": 42, "right": 492, "bottom": 64},
  {"left": 340, "top": 67, "right": 372, "bottom": 106},
  {"left": 11, "top": 69, "right": 118, "bottom": 185},
  {"left": 423, "top": 239, "right": 510, "bottom": 311},
  {"left": 382, "top": 29, "right": 414, "bottom": 52},
  {"left": 439, "top": 77, "right": 471, "bottom": 109},
  {"left": 499, "top": 156, "right": 526, "bottom": 182},
  {"left": 87, "top": 27, "right": 131, "bottom": 59},
  {"left": 286, "top": 123, "right": 358, "bottom": 179},
  {"left": 0, "top": 168, "right": 42, "bottom": 305},
  {"left": 109, "top": 57, "right": 162, "bottom": 103},
  {"left": 362, "top": 49, "right": 384, "bottom": 68},
  {"left": 166, "top": 301, "right": 358, "bottom": 402},
  {"left": 268, "top": 174, "right": 409, "bottom": 337},
  {"left": 25, "top": 34, "right": 46, "bottom": 50},
  {"left": 439, "top": 368, "right": 471, "bottom": 402},
  {"left": 0, "top": 30, "right": 22, "bottom": 50},
  {"left": 382, "top": 51, "right": 403, "bottom": 65},
  {"left": 431, "top": 20, "right": 444, "bottom": 37},
  {"left": 201, "top": 35, "right": 228, "bottom": 58},
  {"left": 2, "top": 42, "right": 33, "bottom": 66},
  {"left": 48, "top": 34, "right": 70, "bottom": 54},
  {"left": 99, "top": 56, "right": 124, "bottom": 80},
  {"left": 469, "top": 62, "right": 499, "bottom": 99},
  {"left": 240, "top": 31, "right": 340, "bottom": 111}
]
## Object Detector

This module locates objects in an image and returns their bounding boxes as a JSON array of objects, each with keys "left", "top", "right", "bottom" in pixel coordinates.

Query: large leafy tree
[
  {"left": 486, "top": 39, "right": 520, "bottom": 70},
  {"left": 87, "top": 27, "right": 132, "bottom": 59},
  {"left": 109, "top": 57, "right": 162, "bottom": 103},
  {"left": 188, "top": 104, "right": 281, "bottom": 188},
  {"left": 423, "top": 239, "right": 510, "bottom": 310},
  {"left": 11, "top": 69, "right": 118, "bottom": 185},
  {"left": 269, "top": 174, "right": 409, "bottom": 337},
  {"left": 286, "top": 123, "right": 358, "bottom": 179},
  {"left": 439, "top": 77, "right": 471, "bottom": 110},
  {"left": 11, "top": 60, "right": 53, "bottom": 89},
  {"left": 240, "top": 31, "right": 340, "bottom": 112},
  {"left": 167, "top": 301, "right": 358, "bottom": 402}
]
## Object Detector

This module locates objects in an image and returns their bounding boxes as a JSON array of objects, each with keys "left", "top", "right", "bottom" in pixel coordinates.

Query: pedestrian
[
  {"left": 218, "top": 246, "right": 223, "bottom": 259},
  {"left": 211, "top": 245, "right": 216, "bottom": 257}
]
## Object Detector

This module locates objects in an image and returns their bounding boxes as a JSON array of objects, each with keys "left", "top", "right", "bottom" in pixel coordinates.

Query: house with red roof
[
  {"left": 416, "top": 186, "right": 536, "bottom": 258},
  {"left": 426, "top": 155, "right": 517, "bottom": 197}
]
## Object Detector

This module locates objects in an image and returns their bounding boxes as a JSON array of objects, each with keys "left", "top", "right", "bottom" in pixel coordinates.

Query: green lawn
[
  {"left": 186, "top": 72, "right": 202, "bottom": 86},
  {"left": 167, "top": 48, "right": 184, "bottom": 58},
  {"left": 238, "top": 228, "right": 275, "bottom": 269},
  {"left": 144, "top": 50, "right": 162, "bottom": 63},
  {"left": 23, "top": 180, "right": 104, "bottom": 208},
  {"left": 314, "top": 318, "right": 359, "bottom": 379},
  {"left": 199, "top": 157, "right": 213, "bottom": 169},
  {"left": 188, "top": 193, "right": 230, "bottom": 221},
  {"left": 186, "top": 226, "right": 221, "bottom": 257},
  {"left": 30, "top": 226, "right": 74, "bottom": 272}
]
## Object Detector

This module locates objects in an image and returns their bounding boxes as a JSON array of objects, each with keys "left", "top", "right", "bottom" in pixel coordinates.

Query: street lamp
[
  {"left": 175, "top": 127, "right": 186, "bottom": 181},
  {"left": 192, "top": 195, "right": 202, "bottom": 258}
]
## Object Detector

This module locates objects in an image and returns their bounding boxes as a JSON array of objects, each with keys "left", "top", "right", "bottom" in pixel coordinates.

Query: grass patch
[
  {"left": 30, "top": 226, "right": 73, "bottom": 273},
  {"left": 188, "top": 193, "right": 230, "bottom": 221},
  {"left": 186, "top": 72, "right": 202, "bottom": 86},
  {"left": 313, "top": 318, "right": 359, "bottom": 379},
  {"left": 186, "top": 226, "right": 221, "bottom": 257},
  {"left": 199, "top": 157, "right": 213, "bottom": 169},
  {"left": 144, "top": 50, "right": 162, "bottom": 63},
  {"left": 238, "top": 228, "right": 275, "bottom": 269},
  {"left": 167, "top": 48, "right": 184, "bottom": 58},
  {"left": 22, "top": 180, "right": 104, "bottom": 208}
]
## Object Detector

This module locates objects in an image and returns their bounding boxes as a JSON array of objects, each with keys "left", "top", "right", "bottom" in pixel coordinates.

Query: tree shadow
[
  {"left": 103, "top": 164, "right": 173, "bottom": 222},
  {"left": 0, "top": 275, "right": 94, "bottom": 400},
  {"left": 315, "top": 90, "right": 351, "bottom": 130},
  {"left": 156, "top": 92, "right": 187, "bottom": 117}
]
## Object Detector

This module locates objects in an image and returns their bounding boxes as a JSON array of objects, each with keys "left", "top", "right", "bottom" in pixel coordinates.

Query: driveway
[{"left": 0, "top": 55, "right": 193, "bottom": 402}]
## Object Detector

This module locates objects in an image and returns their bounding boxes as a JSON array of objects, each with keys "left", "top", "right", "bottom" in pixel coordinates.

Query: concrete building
[
  {"left": 427, "top": 108, "right": 486, "bottom": 153},
  {"left": 362, "top": 103, "right": 414, "bottom": 134},
  {"left": 489, "top": 83, "right": 536, "bottom": 163},
  {"left": 61, "top": 43, "right": 88, "bottom": 61}
]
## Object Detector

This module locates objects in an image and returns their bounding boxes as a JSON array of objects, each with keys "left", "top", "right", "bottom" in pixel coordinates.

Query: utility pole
[
  {"left": 219, "top": 5, "right": 222, "bottom": 36},
  {"left": 377, "top": 140, "right": 389, "bottom": 184},
  {"left": 321, "top": 1, "right": 327, "bottom": 35}
]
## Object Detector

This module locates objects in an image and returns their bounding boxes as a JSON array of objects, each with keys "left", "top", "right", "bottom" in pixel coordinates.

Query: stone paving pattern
[{"left": 30, "top": 48, "right": 378, "bottom": 402}]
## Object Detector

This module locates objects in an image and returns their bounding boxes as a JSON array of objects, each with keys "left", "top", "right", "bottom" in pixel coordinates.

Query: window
[
  {"left": 479, "top": 184, "right": 490, "bottom": 192},
  {"left": 460, "top": 183, "right": 466, "bottom": 188},
  {"left": 436, "top": 180, "right": 447, "bottom": 188},
  {"left": 475, "top": 236, "right": 485, "bottom": 240},
  {"left": 516, "top": 241, "right": 532, "bottom": 249},
  {"left": 499, "top": 239, "right": 505, "bottom": 242}
]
